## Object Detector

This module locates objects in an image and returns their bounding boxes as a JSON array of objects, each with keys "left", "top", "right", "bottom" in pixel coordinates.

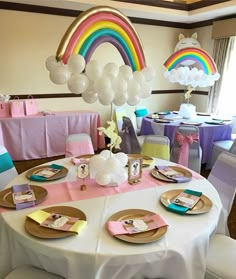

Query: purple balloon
[{"left": 85, "top": 36, "right": 131, "bottom": 68}]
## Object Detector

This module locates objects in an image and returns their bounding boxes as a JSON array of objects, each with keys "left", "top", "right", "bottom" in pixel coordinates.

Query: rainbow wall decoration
[
  {"left": 56, "top": 6, "right": 146, "bottom": 71},
  {"left": 164, "top": 47, "right": 217, "bottom": 75}
]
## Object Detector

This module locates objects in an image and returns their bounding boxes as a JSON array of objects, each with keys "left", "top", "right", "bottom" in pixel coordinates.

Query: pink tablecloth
[{"left": 0, "top": 111, "right": 105, "bottom": 160}]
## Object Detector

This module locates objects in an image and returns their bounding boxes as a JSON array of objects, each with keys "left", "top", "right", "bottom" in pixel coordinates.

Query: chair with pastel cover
[
  {"left": 210, "top": 138, "right": 236, "bottom": 169},
  {"left": 0, "top": 145, "right": 18, "bottom": 189},
  {"left": 207, "top": 151, "right": 236, "bottom": 236},
  {"left": 115, "top": 107, "right": 139, "bottom": 135},
  {"left": 170, "top": 125, "right": 202, "bottom": 173},
  {"left": 120, "top": 116, "right": 145, "bottom": 154},
  {"left": 134, "top": 105, "right": 149, "bottom": 133},
  {"left": 4, "top": 265, "right": 65, "bottom": 279},
  {"left": 65, "top": 133, "right": 94, "bottom": 157},
  {"left": 205, "top": 234, "right": 236, "bottom": 279},
  {"left": 141, "top": 135, "right": 170, "bottom": 160}
]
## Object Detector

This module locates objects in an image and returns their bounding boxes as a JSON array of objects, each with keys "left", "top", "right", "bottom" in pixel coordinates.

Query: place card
[
  {"left": 128, "top": 158, "right": 142, "bottom": 184},
  {"left": 12, "top": 184, "right": 36, "bottom": 205},
  {"left": 172, "top": 189, "right": 201, "bottom": 209},
  {"left": 34, "top": 167, "right": 61, "bottom": 178},
  {"left": 40, "top": 213, "right": 79, "bottom": 232}
]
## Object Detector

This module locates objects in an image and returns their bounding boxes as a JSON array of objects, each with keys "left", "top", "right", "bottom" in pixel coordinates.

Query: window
[{"left": 217, "top": 37, "right": 236, "bottom": 117}]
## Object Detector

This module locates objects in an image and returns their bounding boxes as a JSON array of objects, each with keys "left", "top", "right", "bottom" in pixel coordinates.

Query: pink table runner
[{"left": 0, "top": 168, "right": 202, "bottom": 212}]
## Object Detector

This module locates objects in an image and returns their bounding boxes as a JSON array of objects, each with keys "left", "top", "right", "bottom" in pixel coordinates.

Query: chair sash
[{"left": 175, "top": 132, "right": 199, "bottom": 167}]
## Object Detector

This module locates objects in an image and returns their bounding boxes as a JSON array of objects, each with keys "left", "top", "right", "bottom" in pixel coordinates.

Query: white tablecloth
[{"left": 0, "top": 158, "right": 225, "bottom": 279}]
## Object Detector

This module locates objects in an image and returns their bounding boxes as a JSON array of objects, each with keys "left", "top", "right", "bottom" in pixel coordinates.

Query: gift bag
[
  {"left": 0, "top": 102, "right": 10, "bottom": 118},
  {"left": 10, "top": 97, "right": 25, "bottom": 118},
  {"left": 24, "top": 96, "right": 38, "bottom": 116}
]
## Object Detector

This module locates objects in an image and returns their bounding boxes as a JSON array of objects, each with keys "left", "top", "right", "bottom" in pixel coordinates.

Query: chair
[
  {"left": 4, "top": 265, "right": 65, "bottom": 279},
  {"left": 134, "top": 105, "right": 149, "bottom": 132},
  {"left": 208, "top": 151, "right": 236, "bottom": 236},
  {"left": 141, "top": 135, "right": 170, "bottom": 160},
  {"left": 65, "top": 133, "right": 94, "bottom": 157},
  {"left": 120, "top": 116, "right": 145, "bottom": 154},
  {"left": 170, "top": 125, "right": 202, "bottom": 173},
  {"left": 205, "top": 234, "right": 236, "bottom": 279},
  {"left": 115, "top": 107, "right": 139, "bottom": 135},
  {"left": 211, "top": 138, "right": 236, "bottom": 169},
  {"left": 0, "top": 145, "right": 18, "bottom": 189}
]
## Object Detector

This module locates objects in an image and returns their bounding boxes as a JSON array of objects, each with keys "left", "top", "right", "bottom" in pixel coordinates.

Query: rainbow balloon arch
[
  {"left": 46, "top": 5, "right": 155, "bottom": 107},
  {"left": 163, "top": 46, "right": 220, "bottom": 96}
]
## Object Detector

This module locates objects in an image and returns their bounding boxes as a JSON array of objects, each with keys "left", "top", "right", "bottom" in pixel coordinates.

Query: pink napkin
[{"left": 107, "top": 214, "right": 168, "bottom": 235}]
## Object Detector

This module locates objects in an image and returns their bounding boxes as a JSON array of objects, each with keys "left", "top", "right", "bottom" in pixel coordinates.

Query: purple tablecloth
[
  {"left": 141, "top": 116, "right": 232, "bottom": 167},
  {"left": 0, "top": 111, "right": 105, "bottom": 160}
]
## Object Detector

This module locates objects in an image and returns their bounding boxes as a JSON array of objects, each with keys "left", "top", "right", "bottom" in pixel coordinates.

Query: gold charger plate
[
  {"left": 25, "top": 206, "right": 86, "bottom": 239},
  {"left": 128, "top": 154, "right": 154, "bottom": 168},
  {"left": 107, "top": 209, "right": 167, "bottom": 244},
  {"left": 26, "top": 165, "right": 68, "bottom": 181},
  {"left": 151, "top": 166, "right": 192, "bottom": 183},
  {"left": 160, "top": 189, "right": 212, "bottom": 215},
  {"left": 0, "top": 185, "right": 48, "bottom": 209}
]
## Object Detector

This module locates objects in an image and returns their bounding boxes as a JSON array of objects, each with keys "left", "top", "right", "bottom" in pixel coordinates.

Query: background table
[
  {"left": 141, "top": 115, "right": 232, "bottom": 168},
  {"left": 0, "top": 157, "right": 225, "bottom": 279},
  {"left": 0, "top": 111, "right": 105, "bottom": 160}
]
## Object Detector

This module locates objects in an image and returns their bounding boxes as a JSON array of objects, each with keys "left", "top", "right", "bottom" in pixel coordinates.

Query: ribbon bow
[{"left": 175, "top": 131, "right": 199, "bottom": 167}]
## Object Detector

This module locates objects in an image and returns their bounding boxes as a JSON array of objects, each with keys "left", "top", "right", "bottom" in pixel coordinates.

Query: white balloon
[
  {"left": 100, "top": 150, "right": 113, "bottom": 159},
  {"left": 106, "top": 157, "right": 120, "bottom": 172},
  {"left": 112, "top": 169, "right": 128, "bottom": 184},
  {"left": 114, "top": 152, "right": 128, "bottom": 167},
  {"left": 119, "top": 65, "right": 133, "bottom": 81},
  {"left": 45, "top": 55, "right": 61, "bottom": 71},
  {"left": 96, "top": 172, "right": 111, "bottom": 185},
  {"left": 67, "top": 74, "right": 89, "bottom": 94},
  {"left": 49, "top": 66, "right": 71, "bottom": 84},
  {"left": 142, "top": 66, "right": 156, "bottom": 81},
  {"left": 112, "top": 75, "right": 128, "bottom": 93},
  {"left": 103, "top": 63, "right": 119, "bottom": 79},
  {"left": 85, "top": 60, "right": 103, "bottom": 81},
  {"left": 89, "top": 155, "right": 106, "bottom": 171},
  {"left": 67, "top": 54, "right": 85, "bottom": 74},
  {"left": 127, "top": 95, "right": 140, "bottom": 106},
  {"left": 94, "top": 77, "right": 112, "bottom": 94},
  {"left": 113, "top": 92, "right": 128, "bottom": 106},
  {"left": 127, "top": 79, "right": 141, "bottom": 97},
  {"left": 133, "top": 71, "right": 145, "bottom": 84},
  {"left": 82, "top": 90, "right": 98, "bottom": 104}
]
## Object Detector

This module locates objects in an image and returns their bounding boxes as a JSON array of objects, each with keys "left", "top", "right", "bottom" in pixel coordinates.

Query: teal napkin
[
  {"left": 29, "top": 164, "right": 63, "bottom": 181},
  {"left": 167, "top": 189, "right": 202, "bottom": 215}
]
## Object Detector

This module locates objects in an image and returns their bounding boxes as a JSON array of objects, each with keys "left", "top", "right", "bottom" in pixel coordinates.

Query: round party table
[{"left": 0, "top": 156, "right": 225, "bottom": 279}]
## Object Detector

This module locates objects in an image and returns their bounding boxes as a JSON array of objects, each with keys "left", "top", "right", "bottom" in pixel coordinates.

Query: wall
[{"left": 0, "top": 9, "right": 213, "bottom": 124}]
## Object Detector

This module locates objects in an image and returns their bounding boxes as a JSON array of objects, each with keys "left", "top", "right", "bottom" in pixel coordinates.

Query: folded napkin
[
  {"left": 27, "top": 210, "right": 87, "bottom": 234},
  {"left": 12, "top": 184, "right": 36, "bottom": 210},
  {"left": 155, "top": 166, "right": 191, "bottom": 183},
  {"left": 167, "top": 189, "right": 202, "bottom": 215},
  {"left": 107, "top": 214, "right": 168, "bottom": 236},
  {"left": 29, "top": 164, "right": 64, "bottom": 181}
]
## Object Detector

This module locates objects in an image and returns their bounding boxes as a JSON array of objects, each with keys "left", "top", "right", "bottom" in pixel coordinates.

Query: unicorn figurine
[{"left": 97, "top": 120, "right": 122, "bottom": 150}]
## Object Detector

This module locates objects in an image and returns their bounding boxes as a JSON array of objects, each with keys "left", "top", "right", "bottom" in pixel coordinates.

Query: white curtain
[{"left": 207, "top": 37, "right": 236, "bottom": 116}]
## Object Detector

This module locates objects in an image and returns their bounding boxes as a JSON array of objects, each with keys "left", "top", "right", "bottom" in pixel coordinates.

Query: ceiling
[{"left": 1, "top": 0, "right": 236, "bottom": 24}]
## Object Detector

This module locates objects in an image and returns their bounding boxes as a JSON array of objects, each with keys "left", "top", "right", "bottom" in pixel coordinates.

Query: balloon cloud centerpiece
[
  {"left": 46, "top": 5, "right": 155, "bottom": 107},
  {"left": 45, "top": 6, "right": 155, "bottom": 186},
  {"left": 163, "top": 34, "right": 220, "bottom": 118}
]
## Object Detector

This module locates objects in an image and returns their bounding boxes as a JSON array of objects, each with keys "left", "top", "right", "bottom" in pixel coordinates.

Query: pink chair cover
[{"left": 175, "top": 131, "right": 199, "bottom": 167}]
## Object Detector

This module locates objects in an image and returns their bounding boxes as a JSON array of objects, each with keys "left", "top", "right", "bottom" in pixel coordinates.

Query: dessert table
[
  {"left": 141, "top": 115, "right": 232, "bottom": 168},
  {"left": 0, "top": 111, "right": 105, "bottom": 161},
  {"left": 0, "top": 156, "right": 225, "bottom": 279}
]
